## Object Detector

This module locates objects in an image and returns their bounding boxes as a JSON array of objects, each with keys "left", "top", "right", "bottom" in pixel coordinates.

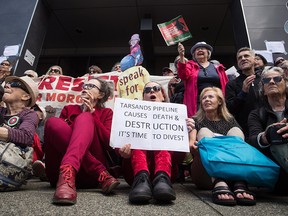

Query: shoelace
[
  {"left": 60, "top": 166, "right": 73, "bottom": 183},
  {"left": 98, "top": 171, "right": 110, "bottom": 182}
]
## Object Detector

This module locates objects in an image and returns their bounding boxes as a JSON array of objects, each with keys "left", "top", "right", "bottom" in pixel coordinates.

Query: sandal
[
  {"left": 233, "top": 182, "right": 256, "bottom": 206},
  {"left": 212, "top": 179, "right": 236, "bottom": 206}
]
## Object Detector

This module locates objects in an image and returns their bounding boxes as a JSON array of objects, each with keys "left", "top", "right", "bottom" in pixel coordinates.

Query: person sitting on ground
[
  {"left": 119, "top": 81, "right": 194, "bottom": 204},
  {"left": 0, "top": 75, "right": 39, "bottom": 191},
  {"left": 44, "top": 77, "right": 120, "bottom": 205},
  {"left": 248, "top": 66, "right": 288, "bottom": 195},
  {"left": 190, "top": 86, "right": 256, "bottom": 206}
]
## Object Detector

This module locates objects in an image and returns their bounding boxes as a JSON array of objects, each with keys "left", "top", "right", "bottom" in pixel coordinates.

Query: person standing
[
  {"left": 177, "top": 42, "right": 228, "bottom": 117},
  {"left": 225, "top": 47, "right": 262, "bottom": 140}
]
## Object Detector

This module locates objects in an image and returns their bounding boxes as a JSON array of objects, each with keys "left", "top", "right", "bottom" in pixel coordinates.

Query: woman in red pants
[
  {"left": 119, "top": 81, "right": 194, "bottom": 204},
  {"left": 44, "top": 77, "right": 119, "bottom": 205}
]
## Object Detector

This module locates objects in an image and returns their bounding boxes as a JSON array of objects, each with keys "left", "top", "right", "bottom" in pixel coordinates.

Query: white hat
[
  {"left": 24, "top": 70, "right": 38, "bottom": 79},
  {"left": 5, "top": 76, "right": 39, "bottom": 107}
]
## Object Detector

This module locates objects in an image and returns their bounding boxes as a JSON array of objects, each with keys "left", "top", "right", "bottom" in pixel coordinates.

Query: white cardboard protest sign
[{"left": 110, "top": 98, "right": 189, "bottom": 152}]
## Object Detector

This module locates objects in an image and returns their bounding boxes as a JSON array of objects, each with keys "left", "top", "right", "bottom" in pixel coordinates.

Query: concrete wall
[
  {"left": 0, "top": 0, "right": 50, "bottom": 75},
  {"left": 241, "top": 0, "right": 288, "bottom": 61}
]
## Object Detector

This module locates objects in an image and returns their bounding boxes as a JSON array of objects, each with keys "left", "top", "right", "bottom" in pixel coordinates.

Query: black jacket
[{"left": 225, "top": 72, "right": 262, "bottom": 139}]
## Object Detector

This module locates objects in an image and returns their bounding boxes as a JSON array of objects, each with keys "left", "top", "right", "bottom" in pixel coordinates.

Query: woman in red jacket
[
  {"left": 177, "top": 42, "right": 228, "bottom": 117},
  {"left": 44, "top": 77, "right": 119, "bottom": 205}
]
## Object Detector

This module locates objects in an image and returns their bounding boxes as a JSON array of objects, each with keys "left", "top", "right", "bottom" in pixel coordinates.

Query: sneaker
[
  {"left": 32, "top": 160, "right": 48, "bottom": 181},
  {"left": 98, "top": 170, "right": 120, "bottom": 194}
]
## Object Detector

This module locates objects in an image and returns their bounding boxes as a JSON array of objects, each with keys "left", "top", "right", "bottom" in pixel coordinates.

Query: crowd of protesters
[{"left": 0, "top": 39, "right": 287, "bottom": 208}]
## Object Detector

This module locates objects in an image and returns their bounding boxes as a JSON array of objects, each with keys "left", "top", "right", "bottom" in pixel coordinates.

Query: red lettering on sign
[
  {"left": 38, "top": 77, "right": 56, "bottom": 90},
  {"left": 46, "top": 93, "right": 56, "bottom": 101},
  {"left": 71, "top": 77, "right": 85, "bottom": 91},
  {"left": 56, "top": 77, "right": 72, "bottom": 91},
  {"left": 57, "top": 93, "right": 66, "bottom": 102}
]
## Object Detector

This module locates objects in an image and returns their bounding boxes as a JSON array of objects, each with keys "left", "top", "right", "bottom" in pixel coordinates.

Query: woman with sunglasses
[
  {"left": 119, "top": 81, "right": 194, "bottom": 204},
  {"left": 248, "top": 66, "right": 288, "bottom": 195},
  {"left": 46, "top": 65, "right": 63, "bottom": 76},
  {"left": 44, "top": 77, "right": 120, "bottom": 205},
  {"left": 0, "top": 76, "right": 39, "bottom": 190}
]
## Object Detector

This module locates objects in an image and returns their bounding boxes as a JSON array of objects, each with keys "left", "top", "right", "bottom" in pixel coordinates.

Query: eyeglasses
[
  {"left": 262, "top": 76, "right": 283, "bottom": 84},
  {"left": 82, "top": 83, "right": 101, "bottom": 91},
  {"left": 6, "top": 81, "right": 29, "bottom": 93},
  {"left": 49, "top": 68, "right": 60, "bottom": 74},
  {"left": 1, "top": 62, "right": 10, "bottom": 66},
  {"left": 143, "top": 85, "right": 161, "bottom": 94}
]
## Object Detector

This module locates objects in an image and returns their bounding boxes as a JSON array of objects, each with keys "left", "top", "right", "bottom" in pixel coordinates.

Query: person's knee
[
  {"left": 227, "top": 127, "right": 244, "bottom": 140},
  {"left": 76, "top": 112, "right": 94, "bottom": 124},
  {"left": 197, "top": 127, "right": 214, "bottom": 140},
  {"left": 45, "top": 117, "right": 63, "bottom": 133}
]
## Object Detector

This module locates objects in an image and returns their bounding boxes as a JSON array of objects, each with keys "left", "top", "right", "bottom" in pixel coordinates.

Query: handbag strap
[{"left": 0, "top": 142, "right": 12, "bottom": 162}]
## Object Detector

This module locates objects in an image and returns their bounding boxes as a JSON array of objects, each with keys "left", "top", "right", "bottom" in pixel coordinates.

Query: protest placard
[
  {"left": 110, "top": 98, "right": 189, "bottom": 152},
  {"left": 157, "top": 15, "right": 192, "bottom": 46}
]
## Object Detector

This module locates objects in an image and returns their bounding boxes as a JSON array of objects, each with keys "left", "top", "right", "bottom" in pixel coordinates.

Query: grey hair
[
  {"left": 259, "top": 66, "right": 288, "bottom": 98},
  {"left": 192, "top": 49, "right": 211, "bottom": 61},
  {"left": 236, "top": 47, "right": 255, "bottom": 59}
]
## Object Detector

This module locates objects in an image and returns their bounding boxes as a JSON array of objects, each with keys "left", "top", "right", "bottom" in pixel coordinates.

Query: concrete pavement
[{"left": 0, "top": 178, "right": 287, "bottom": 216}]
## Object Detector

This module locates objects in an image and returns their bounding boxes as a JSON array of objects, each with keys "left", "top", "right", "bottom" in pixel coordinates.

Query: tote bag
[
  {"left": 197, "top": 136, "right": 280, "bottom": 188},
  {"left": 0, "top": 142, "right": 33, "bottom": 191}
]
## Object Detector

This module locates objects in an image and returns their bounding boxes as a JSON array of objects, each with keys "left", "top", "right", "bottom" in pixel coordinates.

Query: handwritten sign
[{"left": 110, "top": 98, "right": 189, "bottom": 152}]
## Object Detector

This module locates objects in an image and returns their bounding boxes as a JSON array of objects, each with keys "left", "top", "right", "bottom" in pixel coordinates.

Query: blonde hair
[{"left": 194, "top": 87, "right": 233, "bottom": 121}]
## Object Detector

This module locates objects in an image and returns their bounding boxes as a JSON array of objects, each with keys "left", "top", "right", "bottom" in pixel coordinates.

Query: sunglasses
[
  {"left": 143, "top": 85, "right": 161, "bottom": 94},
  {"left": 262, "top": 76, "right": 283, "bottom": 84},
  {"left": 6, "top": 81, "right": 29, "bottom": 93},
  {"left": 25, "top": 74, "right": 34, "bottom": 78},
  {"left": 275, "top": 59, "right": 284, "bottom": 66},
  {"left": 1, "top": 62, "right": 10, "bottom": 66},
  {"left": 49, "top": 68, "right": 60, "bottom": 74},
  {"left": 82, "top": 83, "right": 101, "bottom": 91}
]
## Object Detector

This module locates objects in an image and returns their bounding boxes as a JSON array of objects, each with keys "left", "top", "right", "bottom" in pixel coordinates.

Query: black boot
[
  {"left": 129, "top": 171, "right": 152, "bottom": 203},
  {"left": 152, "top": 171, "right": 176, "bottom": 202}
]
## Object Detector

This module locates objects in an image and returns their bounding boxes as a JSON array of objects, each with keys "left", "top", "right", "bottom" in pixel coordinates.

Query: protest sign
[
  {"left": 110, "top": 98, "right": 189, "bottom": 152},
  {"left": 157, "top": 15, "right": 192, "bottom": 46},
  {"left": 36, "top": 72, "right": 120, "bottom": 109},
  {"left": 117, "top": 66, "right": 150, "bottom": 100}
]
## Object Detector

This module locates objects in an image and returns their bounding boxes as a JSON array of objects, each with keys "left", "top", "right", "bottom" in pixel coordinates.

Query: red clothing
[
  {"left": 44, "top": 105, "right": 113, "bottom": 187},
  {"left": 122, "top": 150, "right": 185, "bottom": 185},
  {"left": 177, "top": 60, "right": 228, "bottom": 117}
]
